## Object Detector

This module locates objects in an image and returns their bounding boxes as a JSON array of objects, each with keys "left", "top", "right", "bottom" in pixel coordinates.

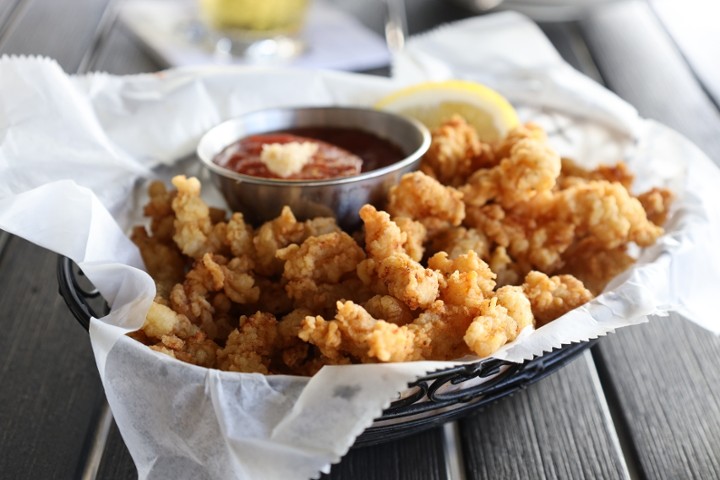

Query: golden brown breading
[
  {"left": 171, "top": 175, "right": 228, "bottom": 259},
  {"left": 130, "top": 111, "right": 673, "bottom": 375},
  {"left": 463, "top": 286, "right": 534, "bottom": 357},
  {"left": 363, "top": 295, "right": 414, "bottom": 326},
  {"left": 277, "top": 231, "right": 367, "bottom": 313},
  {"left": 558, "top": 158, "right": 634, "bottom": 190},
  {"left": 394, "top": 216, "right": 427, "bottom": 262},
  {"left": 637, "top": 187, "right": 674, "bottom": 226},
  {"left": 217, "top": 312, "right": 280, "bottom": 374},
  {"left": 131, "top": 226, "right": 187, "bottom": 298},
  {"left": 430, "top": 226, "right": 490, "bottom": 260},
  {"left": 522, "top": 271, "right": 593, "bottom": 326},
  {"left": 493, "top": 122, "right": 547, "bottom": 161},
  {"left": 422, "top": 115, "right": 495, "bottom": 186},
  {"left": 462, "top": 135, "right": 561, "bottom": 209},
  {"left": 300, "top": 301, "right": 420, "bottom": 363},
  {"left": 559, "top": 239, "right": 635, "bottom": 295},
  {"left": 552, "top": 180, "right": 663, "bottom": 248},
  {"left": 387, "top": 171, "right": 465, "bottom": 236},
  {"left": 150, "top": 331, "right": 219, "bottom": 368},
  {"left": 428, "top": 251, "right": 496, "bottom": 311},
  {"left": 252, "top": 206, "right": 308, "bottom": 277}
]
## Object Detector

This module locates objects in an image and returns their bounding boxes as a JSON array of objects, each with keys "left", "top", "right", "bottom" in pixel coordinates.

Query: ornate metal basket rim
[{"left": 56, "top": 255, "right": 592, "bottom": 447}]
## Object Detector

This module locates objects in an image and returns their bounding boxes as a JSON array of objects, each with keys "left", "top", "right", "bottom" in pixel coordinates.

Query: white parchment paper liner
[{"left": 1, "top": 12, "right": 719, "bottom": 480}]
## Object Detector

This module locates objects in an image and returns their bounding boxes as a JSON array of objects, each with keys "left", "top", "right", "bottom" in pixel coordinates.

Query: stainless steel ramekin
[{"left": 196, "top": 106, "right": 431, "bottom": 230}]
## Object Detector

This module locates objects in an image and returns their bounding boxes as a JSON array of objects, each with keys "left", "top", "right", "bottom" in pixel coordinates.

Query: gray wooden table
[{"left": 1, "top": 0, "right": 719, "bottom": 478}]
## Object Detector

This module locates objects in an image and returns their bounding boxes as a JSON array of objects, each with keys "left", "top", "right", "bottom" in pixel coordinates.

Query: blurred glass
[{"left": 197, "top": 0, "right": 311, "bottom": 61}]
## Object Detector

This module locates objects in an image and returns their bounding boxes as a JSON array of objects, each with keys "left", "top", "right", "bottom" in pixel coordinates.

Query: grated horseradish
[{"left": 260, "top": 141, "right": 319, "bottom": 177}]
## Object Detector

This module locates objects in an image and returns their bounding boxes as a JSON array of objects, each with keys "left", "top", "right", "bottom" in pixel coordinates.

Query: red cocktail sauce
[{"left": 213, "top": 127, "right": 405, "bottom": 180}]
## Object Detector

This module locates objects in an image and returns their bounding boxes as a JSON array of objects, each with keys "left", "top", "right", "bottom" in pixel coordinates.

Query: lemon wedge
[{"left": 375, "top": 80, "right": 519, "bottom": 142}]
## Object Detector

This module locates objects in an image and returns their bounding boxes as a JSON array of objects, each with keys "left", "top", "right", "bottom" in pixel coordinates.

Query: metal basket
[{"left": 56, "top": 256, "right": 592, "bottom": 447}]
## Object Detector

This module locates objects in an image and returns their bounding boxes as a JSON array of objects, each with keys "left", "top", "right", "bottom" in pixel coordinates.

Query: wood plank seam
[
  {"left": 645, "top": 1, "right": 720, "bottom": 114},
  {"left": 78, "top": 0, "right": 121, "bottom": 74},
  {"left": 0, "top": 0, "right": 27, "bottom": 48},
  {"left": 590, "top": 347, "right": 646, "bottom": 480},
  {"left": 442, "top": 422, "right": 467, "bottom": 480},
  {"left": 0, "top": 231, "right": 10, "bottom": 265},
  {"left": 79, "top": 403, "right": 113, "bottom": 480}
]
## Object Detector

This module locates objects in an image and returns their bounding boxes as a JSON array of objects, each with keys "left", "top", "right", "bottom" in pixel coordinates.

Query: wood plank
[
  {"left": 579, "top": 2, "right": 720, "bottom": 478},
  {"left": 325, "top": 429, "right": 448, "bottom": 480},
  {"left": 0, "top": 237, "right": 107, "bottom": 478},
  {"left": 649, "top": 0, "right": 720, "bottom": 110},
  {"left": 581, "top": 0, "right": 720, "bottom": 164},
  {"left": 96, "top": 423, "right": 137, "bottom": 480},
  {"left": 96, "top": 421, "right": 449, "bottom": 480},
  {"left": 592, "top": 322, "right": 720, "bottom": 480},
  {"left": 459, "top": 352, "right": 628, "bottom": 479},
  {"left": 0, "top": 0, "right": 112, "bottom": 72},
  {"left": 0, "top": 0, "right": 24, "bottom": 41}
]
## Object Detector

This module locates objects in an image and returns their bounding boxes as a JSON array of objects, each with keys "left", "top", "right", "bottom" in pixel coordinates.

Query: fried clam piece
[
  {"left": 143, "top": 180, "right": 176, "bottom": 242},
  {"left": 171, "top": 175, "right": 229, "bottom": 259},
  {"left": 138, "top": 302, "right": 219, "bottom": 368},
  {"left": 522, "top": 271, "right": 593, "bottom": 326},
  {"left": 217, "top": 312, "right": 280, "bottom": 374},
  {"left": 169, "top": 253, "right": 259, "bottom": 341},
  {"left": 387, "top": 171, "right": 465, "bottom": 237},
  {"left": 422, "top": 115, "right": 495, "bottom": 186},
  {"left": 552, "top": 180, "right": 663, "bottom": 249},
  {"left": 407, "top": 301, "right": 475, "bottom": 360},
  {"left": 464, "top": 203, "right": 575, "bottom": 275},
  {"left": 637, "top": 187, "right": 674, "bottom": 226},
  {"left": 492, "top": 122, "right": 547, "bottom": 161},
  {"left": 559, "top": 238, "right": 636, "bottom": 295},
  {"left": 461, "top": 136, "right": 561, "bottom": 209},
  {"left": 226, "top": 212, "right": 255, "bottom": 258},
  {"left": 363, "top": 295, "right": 414, "bottom": 326},
  {"left": 131, "top": 226, "right": 187, "bottom": 298},
  {"left": 429, "top": 226, "right": 490, "bottom": 260},
  {"left": 427, "top": 251, "right": 496, "bottom": 311},
  {"left": 253, "top": 206, "right": 341, "bottom": 277},
  {"left": 463, "top": 285, "right": 534, "bottom": 358},
  {"left": 358, "top": 205, "right": 442, "bottom": 309},
  {"left": 394, "top": 216, "right": 427, "bottom": 262},
  {"left": 277, "top": 231, "right": 369, "bottom": 313},
  {"left": 557, "top": 158, "right": 635, "bottom": 190},
  {"left": 300, "top": 301, "right": 421, "bottom": 363},
  {"left": 274, "top": 308, "right": 336, "bottom": 376},
  {"left": 149, "top": 331, "right": 219, "bottom": 369}
]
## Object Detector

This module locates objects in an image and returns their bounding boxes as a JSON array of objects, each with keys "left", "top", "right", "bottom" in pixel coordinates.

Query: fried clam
[{"left": 130, "top": 111, "right": 672, "bottom": 375}]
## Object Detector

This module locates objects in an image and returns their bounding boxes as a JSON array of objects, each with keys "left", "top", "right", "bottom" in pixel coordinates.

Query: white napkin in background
[
  {"left": 1, "top": 12, "right": 720, "bottom": 480},
  {"left": 393, "top": 12, "right": 641, "bottom": 135}
]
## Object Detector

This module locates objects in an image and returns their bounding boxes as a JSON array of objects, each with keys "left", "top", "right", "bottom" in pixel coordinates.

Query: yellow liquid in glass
[{"left": 199, "top": 0, "right": 309, "bottom": 33}]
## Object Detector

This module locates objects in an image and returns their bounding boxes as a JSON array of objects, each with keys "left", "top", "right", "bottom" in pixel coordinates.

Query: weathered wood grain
[
  {"left": 95, "top": 423, "right": 137, "bottom": 480},
  {"left": 324, "top": 429, "right": 448, "bottom": 480},
  {"left": 0, "top": 0, "right": 112, "bottom": 72},
  {"left": 0, "top": 0, "right": 23, "bottom": 42},
  {"left": 580, "top": 2, "right": 720, "bottom": 478},
  {"left": 649, "top": 0, "right": 720, "bottom": 110},
  {"left": 459, "top": 352, "right": 628, "bottom": 479},
  {"left": 581, "top": 0, "right": 720, "bottom": 164},
  {"left": 0, "top": 237, "right": 107, "bottom": 478}
]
